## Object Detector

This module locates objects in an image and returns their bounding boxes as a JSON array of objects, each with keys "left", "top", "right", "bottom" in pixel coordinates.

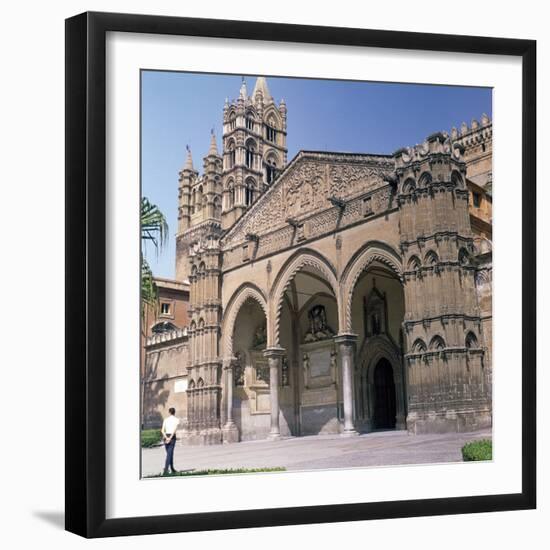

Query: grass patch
[
  {"left": 462, "top": 439, "right": 492, "bottom": 461},
  {"left": 141, "top": 429, "right": 162, "bottom": 448},
  {"left": 146, "top": 467, "right": 286, "bottom": 478}
]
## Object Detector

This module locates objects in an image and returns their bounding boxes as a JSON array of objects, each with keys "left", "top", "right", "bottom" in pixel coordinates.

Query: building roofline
[
  {"left": 221, "top": 148, "right": 395, "bottom": 242},
  {"left": 153, "top": 276, "right": 190, "bottom": 290}
]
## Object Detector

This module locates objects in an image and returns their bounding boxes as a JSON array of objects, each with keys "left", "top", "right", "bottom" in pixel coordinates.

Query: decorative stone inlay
[
  {"left": 222, "top": 184, "right": 397, "bottom": 272},
  {"left": 221, "top": 153, "right": 394, "bottom": 252}
]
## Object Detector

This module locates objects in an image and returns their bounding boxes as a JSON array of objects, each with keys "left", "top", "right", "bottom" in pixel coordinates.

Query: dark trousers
[{"left": 163, "top": 436, "right": 176, "bottom": 473}]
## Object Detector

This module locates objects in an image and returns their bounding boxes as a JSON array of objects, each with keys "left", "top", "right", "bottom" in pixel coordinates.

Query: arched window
[
  {"left": 151, "top": 321, "right": 178, "bottom": 334},
  {"left": 245, "top": 139, "right": 256, "bottom": 169},
  {"left": 227, "top": 140, "right": 236, "bottom": 168},
  {"left": 458, "top": 247, "right": 470, "bottom": 266},
  {"left": 265, "top": 115, "right": 278, "bottom": 143},
  {"left": 196, "top": 186, "right": 203, "bottom": 211},
  {"left": 265, "top": 155, "right": 278, "bottom": 184},
  {"left": 197, "top": 378, "right": 204, "bottom": 388},
  {"left": 245, "top": 178, "right": 256, "bottom": 206},
  {"left": 412, "top": 338, "right": 427, "bottom": 353},
  {"left": 214, "top": 196, "right": 222, "bottom": 218},
  {"left": 424, "top": 250, "right": 439, "bottom": 266},
  {"left": 465, "top": 331, "right": 478, "bottom": 349},
  {"left": 191, "top": 189, "right": 196, "bottom": 214},
  {"left": 429, "top": 335, "right": 446, "bottom": 351},
  {"left": 451, "top": 170, "right": 464, "bottom": 188},
  {"left": 418, "top": 172, "right": 433, "bottom": 187},
  {"left": 407, "top": 255, "right": 421, "bottom": 271},
  {"left": 188, "top": 379, "right": 195, "bottom": 390},
  {"left": 402, "top": 178, "right": 416, "bottom": 194},
  {"left": 226, "top": 179, "right": 235, "bottom": 208},
  {"left": 245, "top": 113, "right": 255, "bottom": 130},
  {"left": 229, "top": 113, "right": 236, "bottom": 131}
]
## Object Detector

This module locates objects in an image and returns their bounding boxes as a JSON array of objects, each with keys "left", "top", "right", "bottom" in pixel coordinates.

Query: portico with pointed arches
[{"left": 170, "top": 76, "right": 492, "bottom": 445}]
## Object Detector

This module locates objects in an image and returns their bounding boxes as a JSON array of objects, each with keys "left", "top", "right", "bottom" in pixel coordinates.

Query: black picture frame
[{"left": 65, "top": 11, "right": 536, "bottom": 538}]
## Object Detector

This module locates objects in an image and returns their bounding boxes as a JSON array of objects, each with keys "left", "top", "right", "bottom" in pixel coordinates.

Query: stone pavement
[{"left": 141, "top": 429, "right": 491, "bottom": 477}]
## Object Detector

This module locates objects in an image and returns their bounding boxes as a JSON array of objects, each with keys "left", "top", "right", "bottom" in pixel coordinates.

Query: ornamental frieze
[
  {"left": 329, "top": 163, "right": 389, "bottom": 199},
  {"left": 222, "top": 154, "right": 394, "bottom": 250},
  {"left": 221, "top": 185, "right": 397, "bottom": 272}
]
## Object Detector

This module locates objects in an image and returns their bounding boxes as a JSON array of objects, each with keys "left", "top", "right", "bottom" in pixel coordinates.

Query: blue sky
[{"left": 142, "top": 71, "right": 492, "bottom": 279}]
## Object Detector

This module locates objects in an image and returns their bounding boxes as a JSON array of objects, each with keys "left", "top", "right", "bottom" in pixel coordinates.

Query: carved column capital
[{"left": 263, "top": 347, "right": 286, "bottom": 360}]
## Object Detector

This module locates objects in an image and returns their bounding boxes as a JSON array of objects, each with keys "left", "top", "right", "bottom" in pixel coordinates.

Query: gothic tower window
[
  {"left": 214, "top": 196, "right": 222, "bottom": 218},
  {"left": 227, "top": 140, "right": 236, "bottom": 168},
  {"left": 246, "top": 115, "right": 254, "bottom": 130},
  {"left": 266, "top": 125, "right": 276, "bottom": 143},
  {"left": 196, "top": 186, "right": 203, "bottom": 211},
  {"left": 430, "top": 335, "right": 446, "bottom": 351},
  {"left": 465, "top": 331, "right": 478, "bottom": 349},
  {"left": 226, "top": 179, "right": 235, "bottom": 208},
  {"left": 265, "top": 114, "right": 278, "bottom": 143},
  {"left": 245, "top": 178, "right": 256, "bottom": 206},
  {"left": 265, "top": 155, "right": 278, "bottom": 184},
  {"left": 229, "top": 113, "right": 236, "bottom": 131},
  {"left": 245, "top": 139, "right": 256, "bottom": 169}
]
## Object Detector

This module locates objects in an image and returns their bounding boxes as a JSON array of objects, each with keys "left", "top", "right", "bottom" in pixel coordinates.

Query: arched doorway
[
  {"left": 372, "top": 358, "right": 396, "bottom": 430},
  {"left": 345, "top": 253, "right": 407, "bottom": 432}
]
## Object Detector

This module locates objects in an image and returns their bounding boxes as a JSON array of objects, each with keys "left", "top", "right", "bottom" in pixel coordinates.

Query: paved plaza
[{"left": 141, "top": 429, "right": 491, "bottom": 477}]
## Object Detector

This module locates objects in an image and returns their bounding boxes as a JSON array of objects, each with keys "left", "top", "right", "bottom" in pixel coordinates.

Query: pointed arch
[
  {"left": 458, "top": 247, "right": 470, "bottom": 266},
  {"left": 424, "top": 250, "right": 439, "bottom": 265},
  {"left": 221, "top": 283, "right": 268, "bottom": 359},
  {"left": 411, "top": 338, "right": 427, "bottom": 353},
  {"left": 402, "top": 177, "right": 416, "bottom": 194},
  {"left": 407, "top": 254, "right": 422, "bottom": 271},
  {"left": 341, "top": 241, "right": 403, "bottom": 332},
  {"left": 269, "top": 249, "right": 339, "bottom": 346},
  {"left": 429, "top": 335, "right": 446, "bottom": 350},
  {"left": 418, "top": 172, "right": 433, "bottom": 187},
  {"left": 451, "top": 170, "right": 464, "bottom": 188},
  {"left": 465, "top": 331, "right": 479, "bottom": 349}
]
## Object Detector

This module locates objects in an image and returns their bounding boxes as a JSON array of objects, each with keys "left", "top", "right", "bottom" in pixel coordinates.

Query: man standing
[{"left": 161, "top": 407, "right": 179, "bottom": 475}]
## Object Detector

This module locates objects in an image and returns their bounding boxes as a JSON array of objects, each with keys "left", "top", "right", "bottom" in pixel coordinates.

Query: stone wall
[{"left": 142, "top": 329, "right": 189, "bottom": 430}]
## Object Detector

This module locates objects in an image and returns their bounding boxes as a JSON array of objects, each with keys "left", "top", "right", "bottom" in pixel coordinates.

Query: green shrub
[
  {"left": 141, "top": 429, "right": 162, "bottom": 448},
  {"left": 462, "top": 439, "right": 492, "bottom": 461}
]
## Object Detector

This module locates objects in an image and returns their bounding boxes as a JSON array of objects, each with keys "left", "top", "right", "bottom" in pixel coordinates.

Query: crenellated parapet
[
  {"left": 450, "top": 114, "right": 492, "bottom": 188},
  {"left": 145, "top": 327, "right": 188, "bottom": 348}
]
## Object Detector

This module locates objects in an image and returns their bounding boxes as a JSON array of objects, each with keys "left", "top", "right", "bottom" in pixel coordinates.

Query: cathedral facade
[{"left": 144, "top": 77, "right": 493, "bottom": 445}]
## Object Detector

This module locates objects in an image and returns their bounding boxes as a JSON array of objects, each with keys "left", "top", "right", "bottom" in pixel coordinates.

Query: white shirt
[{"left": 162, "top": 415, "right": 180, "bottom": 435}]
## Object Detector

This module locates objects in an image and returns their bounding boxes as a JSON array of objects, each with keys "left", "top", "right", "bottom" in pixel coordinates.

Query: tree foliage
[{"left": 141, "top": 197, "right": 169, "bottom": 311}]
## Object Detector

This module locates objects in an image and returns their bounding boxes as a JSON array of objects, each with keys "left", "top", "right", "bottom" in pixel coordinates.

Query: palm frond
[
  {"left": 141, "top": 256, "right": 157, "bottom": 311},
  {"left": 141, "top": 197, "right": 169, "bottom": 255}
]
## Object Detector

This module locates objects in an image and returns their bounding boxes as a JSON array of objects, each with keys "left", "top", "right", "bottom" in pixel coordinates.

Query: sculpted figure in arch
[{"left": 304, "top": 304, "right": 335, "bottom": 343}]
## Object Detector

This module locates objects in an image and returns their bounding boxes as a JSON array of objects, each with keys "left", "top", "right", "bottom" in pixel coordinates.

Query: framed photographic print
[{"left": 65, "top": 11, "right": 536, "bottom": 538}]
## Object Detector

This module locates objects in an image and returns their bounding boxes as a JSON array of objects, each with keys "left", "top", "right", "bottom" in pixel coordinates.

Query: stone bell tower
[
  {"left": 396, "top": 132, "right": 492, "bottom": 434},
  {"left": 175, "top": 133, "right": 225, "bottom": 445},
  {"left": 221, "top": 77, "right": 288, "bottom": 230}
]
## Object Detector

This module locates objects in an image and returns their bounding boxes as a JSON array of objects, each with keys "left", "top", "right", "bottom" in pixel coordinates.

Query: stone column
[
  {"left": 334, "top": 333, "right": 359, "bottom": 437},
  {"left": 222, "top": 357, "right": 239, "bottom": 443},
  {"left": 264, "top": 347, "right": 285, "bottom": 440}
]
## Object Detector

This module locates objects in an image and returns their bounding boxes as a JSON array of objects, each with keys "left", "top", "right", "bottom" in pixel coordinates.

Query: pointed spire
[
  {"left": 184, "top": 145, "right": 194, "bottom": 170},
  {"left": 239, "top": 77, "right": 247, "bottom": 100},
  {"left": 208, "top": 129, "right": 219, "bottom": 156},
  {"left": 253, "top": 76, "right": 273, "bottom": 103}
]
